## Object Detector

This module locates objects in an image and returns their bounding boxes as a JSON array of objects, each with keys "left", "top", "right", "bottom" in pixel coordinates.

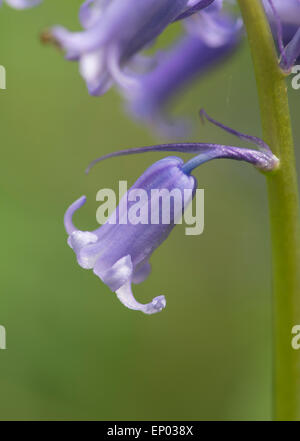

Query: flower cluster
[
  {"left": 6, "top": 0, "right": 289, "bottom": 315},
  {"left": 48, "top": 1, "right": 287, "bottom": 314}
]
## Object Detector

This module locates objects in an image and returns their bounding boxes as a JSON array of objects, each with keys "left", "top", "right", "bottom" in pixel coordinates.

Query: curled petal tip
[
  {"left": 64, "top": 195, "right": 87, "bottom": 235},
  {"left": 143, "top": 295, "right": 167, "bottom": 315},
  {"left": 115, "top": 281, "right": 166, "bottom": 315}
]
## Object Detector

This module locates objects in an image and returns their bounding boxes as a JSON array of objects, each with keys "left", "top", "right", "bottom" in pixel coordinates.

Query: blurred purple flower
[
  {"left": 127, "top": 2, "right": 242, "bottom": 136},
  {"left": 47, "top": 0, "right": 216, "bottom": 96},
  {"left": 263, "top": 0, "right": 300, "bottom": 70},
  {"left": 65, "top": 112, "right": 279, "bottom": 315},
  {"left": 0, "top": 0, "right": 42, "bottom": 8}
]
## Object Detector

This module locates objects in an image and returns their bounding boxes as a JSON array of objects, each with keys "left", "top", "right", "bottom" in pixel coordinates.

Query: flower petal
[
  {"left": 64, "top": 195, "right": 87, "bottom": 235},
  {"left": 175, "top": 0, "right": 217, "bottom": 21},
  {"left": 96, "top": 255, "right": 133, "bottom": 292},
  {"left": 280, "top": 28, "right": 300, "bottom": 71},
  {"left": 116, "top": 280, "right": 166, "bottom": 314},
  {"left": 79, "top": 0, "right": 107, "bottom": 29},
  {"left": 68, "top": 230, "right": 98, "bottom": 255},
  {"left": 132, "top": 261, "right": 152, "bottom": 284}
]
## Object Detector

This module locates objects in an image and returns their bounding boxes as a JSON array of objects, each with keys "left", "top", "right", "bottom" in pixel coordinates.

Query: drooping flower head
[
  {"left": 0, "top": 0, "right": 42, "bottom": 8},
  {"left": 46, "top": 0, "right": 216, "bottom": 96},
  {"left": 65, "top": 111, "right": 279, "bottom": 315}
]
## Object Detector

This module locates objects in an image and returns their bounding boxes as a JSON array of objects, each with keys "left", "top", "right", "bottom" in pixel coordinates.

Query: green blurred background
[{"left": 0, "top": 0, "right": 299, "bottom": 421}]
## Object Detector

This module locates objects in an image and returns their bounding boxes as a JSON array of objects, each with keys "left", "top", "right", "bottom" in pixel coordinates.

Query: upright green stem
[{"left": 237, "top": 0, "right": 300, "bottom": 420}]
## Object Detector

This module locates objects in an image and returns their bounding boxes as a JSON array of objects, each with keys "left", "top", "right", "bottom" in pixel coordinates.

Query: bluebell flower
[
  {"left": 65, "top": 111, "right": 279, "bottom": 315},
  {"left": 263, "top": 0, "right": 300, "bottom": 70},
  {"left": 127, "top": 2, "right": 242, "bottom": 136},
  {"left": 0, "top": 0, "right": 42, "bottom": 8},
  {"left": 45, "top": 0, "right": 216, "bottom": 96}
]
